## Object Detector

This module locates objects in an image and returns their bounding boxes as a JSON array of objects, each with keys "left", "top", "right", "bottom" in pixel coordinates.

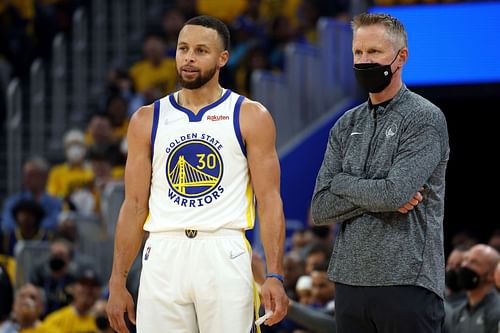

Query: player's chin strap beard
[{"left": 178, "top": 87, "right": 224, "bottom": 107}]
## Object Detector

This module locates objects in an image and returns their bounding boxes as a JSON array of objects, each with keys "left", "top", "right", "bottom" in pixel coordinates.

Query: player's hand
[
  {"left": 260, "top": 277, "right": 289, "bottom": 326},
  {"left": 398, "top": 188, "right": 424, "bottom": 214},
  {"left": 106, "top": 284, "right": 136, "bottom": 333}
]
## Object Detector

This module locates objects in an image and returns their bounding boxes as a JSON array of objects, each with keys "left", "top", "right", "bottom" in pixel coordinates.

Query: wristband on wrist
[{"left": 265, "top": 273, "right": 284, "bottom": 283}]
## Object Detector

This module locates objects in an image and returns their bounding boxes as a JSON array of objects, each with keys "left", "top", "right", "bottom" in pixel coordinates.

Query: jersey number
[{"left": 196, "top": 153, "right": 217, "bottom": 169}]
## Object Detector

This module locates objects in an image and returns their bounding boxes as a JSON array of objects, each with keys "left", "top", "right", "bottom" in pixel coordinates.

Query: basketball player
[{"left": 106, "top": 16, "right": 288, "bottom": 333}]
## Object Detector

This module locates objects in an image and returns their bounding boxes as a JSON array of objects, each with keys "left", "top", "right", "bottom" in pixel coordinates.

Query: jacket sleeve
[
  {"left": 330, "top": 115, "right": 447, "bottom": 212},
  {"left": 311, "top": 126, "right": 366, "bottom": 225}
]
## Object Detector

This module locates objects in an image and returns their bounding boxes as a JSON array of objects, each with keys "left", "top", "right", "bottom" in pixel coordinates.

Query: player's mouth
[{"left": 182, "top": 66, "right": 199, "bottom": 73}]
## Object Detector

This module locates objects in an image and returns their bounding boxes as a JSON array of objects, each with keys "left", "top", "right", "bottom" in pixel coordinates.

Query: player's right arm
[{"left": 107, "top": 104, "right": 153, "bottom": 333}]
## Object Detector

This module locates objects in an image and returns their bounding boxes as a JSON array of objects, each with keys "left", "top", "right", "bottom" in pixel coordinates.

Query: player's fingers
[
  {"left": 126, "top": 298, "right": 136, "bottom": 325},
  {"left": 108, "top": 309, "right": 130, "bottom": 333},
  {"left": 261, "top": 286, "right": 272, "bottom": 312},
  {"left": 267, "top": 292, "right": 288, "bottom": 325},
  {"left": 415, "top": 191, "right": 423, "bottom": 202}
]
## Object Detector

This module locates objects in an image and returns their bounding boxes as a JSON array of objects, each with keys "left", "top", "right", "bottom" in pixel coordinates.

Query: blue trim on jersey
[
  {"left": 169, "top": 89, "right": 232, "bottom": 122},
  {"left": 234, "top": 95, "right": 246, "bottom": 156},
  {"left": 151, "top": 100, "right": 161, "bottom": 160}
]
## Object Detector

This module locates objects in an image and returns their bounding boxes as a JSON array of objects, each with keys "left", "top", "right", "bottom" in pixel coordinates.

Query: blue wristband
[{"left": 265, "top": 273, "right": 284, "bottom": 283}]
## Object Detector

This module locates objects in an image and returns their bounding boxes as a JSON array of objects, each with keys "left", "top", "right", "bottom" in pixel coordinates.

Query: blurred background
[{"left": 0, "top": 0, "right": 499, "bottom": 331}]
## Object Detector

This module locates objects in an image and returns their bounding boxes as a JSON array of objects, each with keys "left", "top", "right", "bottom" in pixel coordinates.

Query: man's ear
[
  {"left": 219, "top": 50, "right": 229, "bottom": 68},
  {"left": 398, "top": 47, "right": 408, "bottom": 66}
]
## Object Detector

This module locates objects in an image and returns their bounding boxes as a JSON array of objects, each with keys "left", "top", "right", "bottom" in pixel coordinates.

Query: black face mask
[
  {"left": 49, "top": 256, "right": 67, "bottom": 272},
  {"left": 445, "top": 269, "right": 462, "bottom": 292},
  {"left": 95, "top": 315, "right": 110, "bottom": 330},
  {"left": 457, "top": 266, "right": 480, "bottom": 290},
  {"left": 353, "top": 51, "right": 400, "bottom": 93}
]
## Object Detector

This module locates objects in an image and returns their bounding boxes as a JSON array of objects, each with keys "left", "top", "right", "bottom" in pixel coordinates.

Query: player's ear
[{"left": 219, "top": 50, "right": 229, "bottom": 68}]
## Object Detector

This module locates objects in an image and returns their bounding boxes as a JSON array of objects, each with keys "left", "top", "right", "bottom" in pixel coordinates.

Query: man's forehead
[{"left": 178, "top": 25, "right": 219, "bottom": 44}]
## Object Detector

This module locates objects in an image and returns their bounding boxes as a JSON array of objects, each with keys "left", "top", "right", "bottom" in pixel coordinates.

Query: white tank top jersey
[{"left": 145, "top": 89, "right": 256, "bottom": 232}]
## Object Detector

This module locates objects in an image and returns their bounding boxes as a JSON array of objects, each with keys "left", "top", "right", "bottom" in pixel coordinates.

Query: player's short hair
[{"left": 184, "top": 15, "right": 231, "bottom": 51}]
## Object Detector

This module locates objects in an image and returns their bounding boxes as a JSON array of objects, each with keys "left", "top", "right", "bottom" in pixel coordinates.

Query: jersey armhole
[
  {"left": 151, "top": 100, "right": 161, "bottom": 160},
  {"left": 233, "top": 95, "right": 246, "bottom": 156}
]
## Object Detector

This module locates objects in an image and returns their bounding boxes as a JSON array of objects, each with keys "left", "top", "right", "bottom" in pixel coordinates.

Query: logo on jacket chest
[
  {"left": 385, "top": 123, "right": 398, "bottom": 138},
  {"left": 165, "top": 137, "right": 224, "bottom": 207}
]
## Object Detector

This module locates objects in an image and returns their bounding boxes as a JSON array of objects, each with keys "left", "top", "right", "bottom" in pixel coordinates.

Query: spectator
[
  {"left": 105, "top": 67, "right": 144, "bottom": 118},
  {"left": 290, "top": 228, "right": 314, "bottom": 257},
  {"left": 42, "top": 266, "right": 102, "bottom": 333},
  {"left": 1, "top": 157, "right": 62, "bottom": 233},
  {"left": 445, "top": 245, "right": 468, "bottom": 308},
  {"left": 284, "top": 252, "right": 306, "bottom": 301},
  {"left": 310, "top": 263, "right": 335, "bottom": 312},
  {"left": 129, "top": 33, "right": 177, "bottom": 104},
  {"left": 2, "top": 283, "right": 55, "bottom": 332},
  {"left": 286, "top": 264, "right": 337, "bottom": 333},
  {"left": 46, "top": 129, "right": 94, "bottom": 200},
  {"left": 2, "top": 200, "right": 50, "bottom": 256},
  {"left": 29, "top": 238, "right": 78, "bottom": 315},
  {"left": 105, "top": 94, "right": 130, "bottom": 145},
  {"left": 54, "top": 211, "right": 79, "bottom": 244},
  {"left": 304, "top": 243, "right": 331, "bottom": 275},
  {"left": 85, "top": 113, "right": 125, "bottom": 171},
  {"left": 450, "top": 244, "right": 500, "bottom": 333},
  {"left": 296, "top": 275, "right": 313, "bottom": 305}
]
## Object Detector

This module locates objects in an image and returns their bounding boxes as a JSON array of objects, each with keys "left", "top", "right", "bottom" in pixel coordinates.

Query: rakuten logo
[{"left": 207, "top": 115, "right": 230, "bottom": 121}]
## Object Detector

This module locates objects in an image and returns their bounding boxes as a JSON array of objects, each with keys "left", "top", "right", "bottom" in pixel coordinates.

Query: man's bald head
[{"left": 463, "top": 244, "right": 500, "bottom": 281}]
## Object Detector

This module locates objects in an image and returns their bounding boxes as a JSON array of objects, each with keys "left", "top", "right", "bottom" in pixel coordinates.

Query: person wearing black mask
[
  {"left": 311, "top": 13, "right": 449, "bottom": 333},
  {"left": 445, "top": 245, "right": 469, "bottom": 308},
  {"left": 450, "top": 244, "right": 500, "bottom": 333},
  {"left": 29, "top": 238, "right": 77, "bottom": 315}
]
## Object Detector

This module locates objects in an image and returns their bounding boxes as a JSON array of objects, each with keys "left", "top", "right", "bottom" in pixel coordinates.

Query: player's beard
[{"left": 178, "top": 64, "right": 218, "bottom": 89}]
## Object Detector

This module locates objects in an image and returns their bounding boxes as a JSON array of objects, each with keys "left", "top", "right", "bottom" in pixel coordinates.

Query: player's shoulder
[
  {"left": 240, "top": 96, "right": 271, "bottom": 121},
  {"left": 128, "top": 103, "right": 155, "bottom": 138},
  {"left": 132, "top": 103, "right": 155, "bottom": 121}
]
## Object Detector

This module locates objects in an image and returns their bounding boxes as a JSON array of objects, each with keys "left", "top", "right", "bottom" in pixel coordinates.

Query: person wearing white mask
[{"left": 46, "top": 129, "right": 95, "bottom": 213}]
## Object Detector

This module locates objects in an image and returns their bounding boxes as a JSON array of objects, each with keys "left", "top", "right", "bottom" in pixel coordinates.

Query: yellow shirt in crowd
[
  {"left": 42, "top": 305, "right": 97, "bottom": 333},
  {"left": 47, "top": 163, "right": 94, "bottom": 198},
  {"left": 129, "top": 58, "right": 177, "bottom": 95}
]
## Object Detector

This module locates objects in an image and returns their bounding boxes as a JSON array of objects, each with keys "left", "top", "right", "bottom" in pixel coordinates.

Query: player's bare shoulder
[
  {"left": 240, "top": 98, "right": 276, "bottom": 140},
  {"left": 128, "top": 104, "right": 155, "bottom": 143}
]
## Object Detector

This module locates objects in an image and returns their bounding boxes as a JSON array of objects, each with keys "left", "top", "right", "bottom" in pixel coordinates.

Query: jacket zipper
[{"left": 363, "top": 109, "right": 378, "bottom": 173}]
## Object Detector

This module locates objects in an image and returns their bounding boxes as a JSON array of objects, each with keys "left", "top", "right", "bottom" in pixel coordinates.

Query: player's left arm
[{"left": 240, "top": 99, "right": 288, "bottom": 326}]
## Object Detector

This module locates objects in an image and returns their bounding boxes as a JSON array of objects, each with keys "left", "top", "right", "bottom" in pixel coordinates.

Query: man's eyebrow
[{"left": 177, "top": 41, "right": 210, "bottom": 48}]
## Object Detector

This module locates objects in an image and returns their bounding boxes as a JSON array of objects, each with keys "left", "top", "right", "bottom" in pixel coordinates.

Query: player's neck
[{"left": 178, "top": 83, "right": 224, "bottom": 113}]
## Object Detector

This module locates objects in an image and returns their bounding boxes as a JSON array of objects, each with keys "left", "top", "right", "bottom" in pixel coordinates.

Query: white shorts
[{"left": 136, "top": 229, "right": 258, "bottom": 333}]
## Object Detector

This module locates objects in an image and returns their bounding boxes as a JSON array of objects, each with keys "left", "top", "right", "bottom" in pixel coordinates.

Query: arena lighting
[{"left": 369, "top": 2, "right": 500, "bottom": 86}]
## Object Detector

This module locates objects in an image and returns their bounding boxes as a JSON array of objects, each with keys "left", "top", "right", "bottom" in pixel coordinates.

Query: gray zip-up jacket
[{"left": 311, "top": 85, "right": 449, "bottom": 298}]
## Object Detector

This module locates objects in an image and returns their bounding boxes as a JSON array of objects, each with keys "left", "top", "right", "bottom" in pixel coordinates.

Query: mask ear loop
[{"left": 390, "top": 49, "right": 402, "bottom": 74}]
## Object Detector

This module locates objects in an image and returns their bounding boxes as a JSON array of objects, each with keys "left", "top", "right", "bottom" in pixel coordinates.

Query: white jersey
[{"left": 145, "top": 89, "right": 255, "bottom": 232}]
